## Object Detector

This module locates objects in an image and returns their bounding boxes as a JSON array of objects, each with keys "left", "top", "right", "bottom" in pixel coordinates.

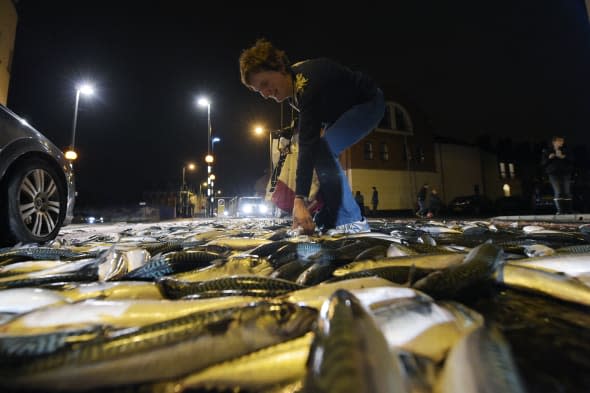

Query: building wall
[
  {"left": 436, "top": 144, "right": 484, "bottom": 202},
  {"left": 348, "top": 167, "right": 442, "bottom": 211},
  {"left": 0, "top": 0, "right": 17, "bottom": 106},
  {"left": 481, "top": 150, "right": 523, "bottom": 200}
]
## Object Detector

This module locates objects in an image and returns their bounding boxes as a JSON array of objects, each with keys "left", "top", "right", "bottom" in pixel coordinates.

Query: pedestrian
[
  {"left": 416, "top": 183, "right": 429, "bottom": 217},
  {"left": 427, "top": 188, "right": 442, "bottom": 218},
  {"left": 239, "top": 38, "right": 385, "bottom": 235},
  {"left": 354, "top": 191, "right": 365, "bottom": 216},
  {"left": 541, "top": 136, "right": 574, "bottom": 214},
  {"left": 371, "top": 186, "right": 379, "bottom": 214}
]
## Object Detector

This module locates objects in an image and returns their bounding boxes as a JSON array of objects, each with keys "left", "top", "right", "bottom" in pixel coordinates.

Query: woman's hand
[{"left": 292, "top": 198, "right": 315, "bottom": 235}]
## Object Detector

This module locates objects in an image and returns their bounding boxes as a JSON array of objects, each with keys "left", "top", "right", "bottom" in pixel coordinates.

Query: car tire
[{"left": 1, "top": 158, "right": 66, "bottom": 244}]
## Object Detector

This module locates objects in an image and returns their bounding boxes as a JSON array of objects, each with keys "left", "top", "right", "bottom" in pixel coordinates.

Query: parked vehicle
[
  {"left": 447, "top": 194, "right": 494, "bottom": 216},
  {"left": 236, "top": 196, "right": 273, "bottom": 217},
  {"left": 0, "top": 104, "right": 75, "bottom": 245}
]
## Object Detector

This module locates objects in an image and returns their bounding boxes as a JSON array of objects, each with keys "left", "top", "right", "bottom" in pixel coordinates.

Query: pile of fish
[{"left": 0, "top": 218, "right": 589, "bottom": 392}]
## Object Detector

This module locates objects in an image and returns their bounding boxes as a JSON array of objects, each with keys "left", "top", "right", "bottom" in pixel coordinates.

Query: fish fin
[{"left": 405, "top": 263, "right": 417, "bottom": 287}]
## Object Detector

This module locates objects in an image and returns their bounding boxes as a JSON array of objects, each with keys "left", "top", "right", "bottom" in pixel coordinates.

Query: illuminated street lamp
[
  {"left": 212, "top": 136, "right": 220, "bottom": 154},
  {"left": 182, "top": 162, "right": 196, "bottom": 189},
  {"left": 254, "top": 125, "right": 273, "bottom": 179},
  {"left": 198, "top": 181, "right": 208, "bottom": 215},
  {"left": 179, "top": 162, "right": 196, "bottom": 218},
  {"left": 197, "top": 97, "right": 213, "bottom": 217},
  {"left": 65, "top": 83, "right": 94, "bottom": 161}
]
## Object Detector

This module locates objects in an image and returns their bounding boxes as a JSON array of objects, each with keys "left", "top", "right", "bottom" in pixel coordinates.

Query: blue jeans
[
  {"left": 314, "top": 89, "right": 385, "bottom": 228},
  {"left": 548, "top": 173, "right": 572, "bottom": 199},
  {"left": 417, "top": 199, "right": 427, "bottom": 216}
]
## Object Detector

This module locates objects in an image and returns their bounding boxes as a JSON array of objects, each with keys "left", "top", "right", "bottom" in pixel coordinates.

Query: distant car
[
  {"left": 0, "top": 104, "right": 75, "bottom": 245},
  {"left": 447, "top": 194, "right": 494, "bottom": 216},
  {"left": 236, "top": 196, "right": 272, "bottom": 217}
]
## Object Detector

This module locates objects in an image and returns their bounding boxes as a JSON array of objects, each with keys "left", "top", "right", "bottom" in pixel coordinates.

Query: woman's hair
[
  {"left": 552, "top": 136, "right": 564, "bottom": 142},
  {"left": 239, "top": 38, "right": 290, "bottom": 87}
]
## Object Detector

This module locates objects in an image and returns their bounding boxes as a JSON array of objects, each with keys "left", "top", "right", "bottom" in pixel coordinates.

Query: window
[
  {"left": 499, "top": 162, "right": 506, "bottom": 179},
  {"left": 376, "top": 101, "right": 414, "bottom": 135},
  {"left": 364, "top": 142, "right": 374, "bottom": 160},
  {"left": 403, "top": 143, "right": 412, "bottom": 162},
  {"left": 416, "top": 146, "right": 425, "bottom": 163},
  {"left": 508, "top": 163, "right": 515, "bottom": 179},
  {"left": 379, "top": 143, "right": 389, "bottom": 160}
]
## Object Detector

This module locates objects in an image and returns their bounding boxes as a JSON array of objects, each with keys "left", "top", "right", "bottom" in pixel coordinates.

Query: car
[
  {"left": 447, "top": 194, "right": 494, "bottom": 216},
  {"left": 236, "top": 196, "right": 273, "bottom": 217},
  {"left": 0, "top": 104, "right": 75, "bottom": 245}
]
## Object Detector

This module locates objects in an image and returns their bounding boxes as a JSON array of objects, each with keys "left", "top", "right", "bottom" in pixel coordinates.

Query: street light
[
  {"left": 254, "top": 125, "right": 273, "bottom": 180},
  {"left": 180, "top": 162, "right": 196, "bottom": 218},
  {"left": 197, "top": 97, "right": 213, "bottom": 217},
  {"left": 212, "top": 137, "right": 220, "bottom": 154},
  {"left": 65, "top": 83, "right": 94, "bottom": 161},
  {"left": 182, "top": 163, "right": 196, "bottom": 189}
]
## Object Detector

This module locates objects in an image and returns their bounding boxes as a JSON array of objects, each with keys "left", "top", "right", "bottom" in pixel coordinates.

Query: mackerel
[
  {"left": 333, "top": 253, "right": 466, "bottom": 277},
  {"left": 0, "top": 297, "right": 260, "bottom": 336},
  {"left": 436, "top": 324, "right": 526, "bottom": 393},
  {"left": 158, "top": 275, "right": 305, "bottom": 299},
  {"left": 120, "top": 250, "right": 221, "bottom": 280},
  {"left": 371, "top": 297, "right": 483, "bottom": 362},
  {"left": 302, "top": 289, "right": 407, "bottom": 393},
  {"left": 0, "top": 301, "right": 317, "bottom": 391},
  {"left": 171, "top": 255, "right": 274, "bottom": 281},
  {"left": 507, "top": 252, "right": 590, "bottom": 277},
  {"left": 495, "top": 263, "right": 590, "bottom": 307},
  {"left": 412, "top": 243, "right": 503, "bottom": 299},
  {"left": 176, "top": 332, "right": 314, "bottom": 391}
]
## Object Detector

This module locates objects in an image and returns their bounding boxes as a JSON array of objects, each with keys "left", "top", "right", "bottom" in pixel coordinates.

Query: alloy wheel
[{"left": 18, "top": 168, "right": 61, "bottom": 237}]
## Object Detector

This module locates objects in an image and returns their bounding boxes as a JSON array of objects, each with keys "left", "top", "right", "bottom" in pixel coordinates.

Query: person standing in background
[
  {"left": 541, "top": 136, "right": 574, "bottom": 215},
  {"left": 416, "top": 183, "right": 429, "bottom": 217},
  {"left": 354, "top": 191, "right": 365, "bottom": 216},
  {"left": 371, "top": 186, "right": 379, "bottom": 214},
  {"left": 427, "top": 188, "right": 442, "bottom": 218}
]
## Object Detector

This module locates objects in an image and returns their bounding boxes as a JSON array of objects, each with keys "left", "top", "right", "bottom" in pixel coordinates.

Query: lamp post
[
  {"left": 65, "top": 83, "right": 94, "bottom": 161},
  {"left": 199, "top": 181, "right": 207, "bottom": 215},
  {"left": 198, "top": 97, "right": 213, "bottom": 217},
  {"left": 181, "top": 163, "right": 196, "bottom": 217},
  {"left": 254, "top": 125, "right": 273, "bottom": 180},
  {"left": 212, "top": 137, "right": 220, "bottom": 154}
]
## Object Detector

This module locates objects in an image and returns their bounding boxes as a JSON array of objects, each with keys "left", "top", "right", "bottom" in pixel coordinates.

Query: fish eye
[{"left": 272, "top": 303, "right": 294, "bottom": 323}]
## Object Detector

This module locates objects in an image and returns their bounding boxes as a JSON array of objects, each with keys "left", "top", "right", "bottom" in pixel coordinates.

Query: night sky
[{"left": 6, "top": 1, "right": 590, "bottom": 209}]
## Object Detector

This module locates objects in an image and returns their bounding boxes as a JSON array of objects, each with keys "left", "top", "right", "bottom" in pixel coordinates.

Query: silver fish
[
  {"left": 412, "top": 243, "right": 502, "bottom": 299},
  {"left": 0, "top": 301, "right": 317, "bottom": 391},
  {"left": 436, "top": 324, "right": 526, "bottom": 393},
  {"left": 302, "top": 289, "right": 407, "bottom": 393},
  {"left": 495, "top": 263, "right": 590, "bottom": 307}
]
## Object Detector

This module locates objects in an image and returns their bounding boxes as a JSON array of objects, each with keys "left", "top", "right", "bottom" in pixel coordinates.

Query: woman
[
  {"left": 239, "top": 39, "right": 385, "bottom": 235},
  {"left": 541, "top": 136, "right": 574, "bottom": 214}
]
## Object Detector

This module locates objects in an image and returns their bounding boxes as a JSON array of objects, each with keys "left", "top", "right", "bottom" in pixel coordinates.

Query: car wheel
[{"left": 1, "top": 158, "right": 66, "bottom": 244}]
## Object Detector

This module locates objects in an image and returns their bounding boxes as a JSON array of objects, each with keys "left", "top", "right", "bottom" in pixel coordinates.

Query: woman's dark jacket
[
  {"left": 541, "top": 146, "right": 574, "bottom": 176},
  {"left": 288, "top": 58, "right": 380, "bottom": 197}
]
